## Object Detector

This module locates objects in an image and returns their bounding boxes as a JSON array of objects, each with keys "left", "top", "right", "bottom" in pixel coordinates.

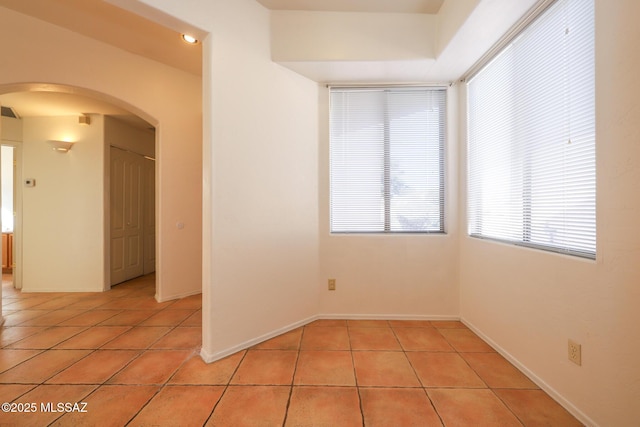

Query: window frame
[
  {"left": 329, "top": 86, "right": 447, "bottom": 235},
  {"left": 465, "top": 0, "right": 596, "bottom": 259}
]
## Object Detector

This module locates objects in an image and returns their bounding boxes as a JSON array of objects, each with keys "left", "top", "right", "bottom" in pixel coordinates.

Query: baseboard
[
  {"left": 200, "top": 313, "right": 461, "bottom": 363},
  {"left": 319, "top": 313, "right": 460, "bottom": 321},
  {"left": 200, "top": 314, "right": 319, "bottom": 363},
  {"left": 462, "top": 318, "right": 599, "bottom": 427},
  {"left": 19, "top": 287, "right": 103, "bottom": 293},
  {"left": 155, "top": 289, "right": 201, "bottom": 303}
]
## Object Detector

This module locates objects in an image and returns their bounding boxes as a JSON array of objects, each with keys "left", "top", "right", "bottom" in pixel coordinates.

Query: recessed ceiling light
[{"left": 181, "top": 34, "right": 198, "bottom": 45}]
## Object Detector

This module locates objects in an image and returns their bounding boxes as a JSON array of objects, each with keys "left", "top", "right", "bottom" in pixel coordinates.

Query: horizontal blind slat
[
  {"left": 467, "top": 0, "right": 595, "bottom": 258},
  {"left": 330, "top": 87, "right": 446, "bottom": 233}
]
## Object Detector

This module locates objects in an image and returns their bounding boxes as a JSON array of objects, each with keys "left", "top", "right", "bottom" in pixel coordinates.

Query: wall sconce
[
  {"left": 79, "top": 114, "right": 91, "bottom": 125},
  {"left": 47, "top": 140, "right": 75, "bottom": 153}
]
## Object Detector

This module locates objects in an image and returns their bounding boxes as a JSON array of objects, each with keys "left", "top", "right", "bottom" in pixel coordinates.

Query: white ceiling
[
  {"left": 0, "top": 0, "right": 201, "bottom": 76},
  {"left": 256, "top": 0, "right": 445, "bottom": 14},
  {"left": 1, "top": 92, "right": 130, "bottom": 118},
  {"left": 0, "top": 0, "right": 533, "bottom": 123},
  {"left": 0, "top": 91, "right": 153, "bottom": 130},
  {"left": 0, "top": 0, "right": 179, "bottom": 129}
]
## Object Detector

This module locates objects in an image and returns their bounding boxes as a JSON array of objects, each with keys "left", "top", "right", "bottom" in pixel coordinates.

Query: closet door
[{"left": 110, "top": 147, "right": 144, "bottom": 285}]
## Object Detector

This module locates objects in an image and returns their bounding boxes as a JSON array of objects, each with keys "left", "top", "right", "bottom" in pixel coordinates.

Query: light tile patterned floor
[{"left": 0, "top": 274, "right": 583, "bottom": 426}]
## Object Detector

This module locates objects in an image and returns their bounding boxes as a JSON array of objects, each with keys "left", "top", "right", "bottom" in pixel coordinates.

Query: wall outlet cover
[{"left": 568, "top": 339, "right": 582, "bottom": 366}]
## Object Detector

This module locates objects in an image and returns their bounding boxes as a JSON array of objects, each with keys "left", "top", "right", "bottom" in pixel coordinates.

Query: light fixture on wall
[
  {"left": 47, "top": 140, "right": 74, "bottom": 153},
  {"left": 79, "top": 114, "right": 91, "bottom": 125}
]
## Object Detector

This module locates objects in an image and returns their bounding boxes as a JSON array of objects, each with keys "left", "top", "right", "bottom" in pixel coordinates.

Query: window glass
[
  {"left": 330, "top": 87, "right": 446, "bottom": 233},
  {"left": 467, "top": 0, "right": 595, "bottom": 258}
]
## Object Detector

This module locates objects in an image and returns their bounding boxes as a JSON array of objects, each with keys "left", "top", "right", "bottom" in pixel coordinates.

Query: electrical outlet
[
  {"left": 568, "top": 340, "right": 581, "bottom": 366},
  {"left": 328, "top": 279, "right": 336, "bottom": 291}
]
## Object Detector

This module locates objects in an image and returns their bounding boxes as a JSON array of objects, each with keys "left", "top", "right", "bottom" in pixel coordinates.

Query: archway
[
  {"left": 0, "top": 2, "right": 203, "bottom": 307},
  {"left": 0, "top": 83, "right": 159, "bottom": 297}
]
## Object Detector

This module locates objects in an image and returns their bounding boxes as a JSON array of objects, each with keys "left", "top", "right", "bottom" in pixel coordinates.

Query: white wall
[
  {"left": 205, "top": 0, "right": 320, "bottom": 359},
  {"left": 1, "top": 117, "right": 22, "bottom": 143},
  {"left": 458, "top": 1, "right": 640, "bottom": 426},
  {"left": 318, "top": 87, "right": 460, "bottom": 318},
  {"left": 271, "top": 11, "right": 436, "bottom": 62},
  {"left": 0, "top": 6, "right": 202, "bottom": 300},
  {"left": 3, "top": 0, "right": 634, "bottom": 423},
  {"left": 104, "top": 116, "right": 154, "bottom": 158},
  {"left": 269, "top": 10, "right": 439, "bottom": 82},
  {"left": 22, "top": 115, "right": 104, "bottom": 291},
  {"left": 137, "top": 0, "right": 321, "bottom": 360},
  {"left": 436, "top": 0, "right": 479, "bottom": 55}
]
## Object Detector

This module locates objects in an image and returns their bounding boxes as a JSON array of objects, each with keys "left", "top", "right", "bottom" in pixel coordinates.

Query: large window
[
  {"left": 330, "top": 87, "right": 446, "bottom": 233},
  {"left": 467, "top": 0, "right": 595, "bottom": 258}
]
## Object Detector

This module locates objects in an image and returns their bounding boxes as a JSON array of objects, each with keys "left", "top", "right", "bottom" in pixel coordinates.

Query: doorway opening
[
  {"left": 109, "top": 144, "right": 156, "bottom": 286},
  {"left": 1, "top": 145, "right": 16, "bottom": 288},
  {"left": 0, "top": 87, "right": 157, "bottom": 294}
]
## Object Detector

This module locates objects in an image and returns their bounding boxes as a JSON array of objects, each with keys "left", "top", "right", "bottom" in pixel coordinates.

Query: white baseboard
[
  {"left": 319, "top": 313, "right": 460, "bottom": 321},
  {"left": 462, "top": 318, "right": 598, "bottom": 427},
  {"left": 200, "top": 313, "right": 460, "bottom": 363},
  {"left": 19, "top": 287, "right": 103, "bottom": 293},
  {"left": 200, "top": 315, "right": 319, "bottom": 363},
  {"left": 155, "top": 289, "right": 201, "bottom": 303}
]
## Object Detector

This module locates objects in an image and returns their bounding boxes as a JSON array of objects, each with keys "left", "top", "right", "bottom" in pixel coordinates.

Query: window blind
[
  {"left": 467, "top": 0, "right": 595, "bottom": 258},
  {"left": 330, "top": 87, "right": 446, "bottom": 233}
]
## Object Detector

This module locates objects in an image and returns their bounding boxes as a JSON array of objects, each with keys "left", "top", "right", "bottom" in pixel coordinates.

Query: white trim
[
  {"left": 199, "top": 313, "right": 460, "bottom": 363},
  {"left": 18, "top": 286, "right": 103, "bottom": 293},
  {"left": 155, "top": 289, "right": 201, "bottom": 303},
  {"left": 328, "top": 83, "right": 449, "bottom": 89},
  {"left": 462, "top": 318, "right": 599, "bottom": 427},
  {"left": 200, "top": 315, "right": 318, "bottom": 364},
  {"left": 198, "top": 311, "right": 596, "bottom": 427},
  {"left": 319, "top": 313, "right": 460, "bottom": 321}
]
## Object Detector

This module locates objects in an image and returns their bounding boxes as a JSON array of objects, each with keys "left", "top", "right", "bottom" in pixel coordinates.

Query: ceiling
[
  {"left": 0, "top": 0, "right": 529, "bottom": 123},
  {"left": 0, "top": 0, "right": 200, "bottom": 129},
  {"left": 0, "top": 91, "right": 153, "bottom": 130},
  {"left": 256, "top": 0, "right": 444, "bottom": 14},
  {"left": 0, "top": 0, "right": 201, "bottom": 76}
]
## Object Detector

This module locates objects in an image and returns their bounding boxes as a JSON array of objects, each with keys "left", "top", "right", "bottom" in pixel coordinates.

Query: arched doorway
[{"left": 0, "top": 84, "right": 158, "bottom": 296}]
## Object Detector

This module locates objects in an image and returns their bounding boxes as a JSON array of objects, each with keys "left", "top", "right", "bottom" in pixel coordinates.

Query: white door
[{"left": 110, "top": 147, "right": 144, "bottom": 285}]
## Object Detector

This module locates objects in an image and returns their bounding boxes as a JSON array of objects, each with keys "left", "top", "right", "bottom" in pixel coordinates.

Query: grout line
[
  {"left": 491, "top": 388, "right": 528, "bottom": 427},
  {"left": 202, "top": 349, "right": 249, "bottom": 426},
  {"left": 122, "top": 384, "right": 164, "bottom": 427},
  {"left": 344, "top": 321, "right": 366, "bottom": 426},
  {"left": 0, "top": 350, "right": 48, "bottom": 376},
  {"left": 1, "top": 278, "right": 581, "bottom": 426},
  {"left": 280, "top": 327, "right": 304, "bottom": 427},
  {"left": 422, "top": 387, "right": 446, "bottom": 427}
]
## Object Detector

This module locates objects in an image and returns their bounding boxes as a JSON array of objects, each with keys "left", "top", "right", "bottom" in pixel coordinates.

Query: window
[
  {"left": 467, "top": 0, "right": 595, "bottom": 258},
  {"left": 330, "top": 87, "right": 446, "bottom": 233}
]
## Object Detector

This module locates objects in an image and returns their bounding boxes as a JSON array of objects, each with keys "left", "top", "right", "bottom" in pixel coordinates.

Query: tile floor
[{"left": 0, "top": 274, "right": 583, "bottom": 426}]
